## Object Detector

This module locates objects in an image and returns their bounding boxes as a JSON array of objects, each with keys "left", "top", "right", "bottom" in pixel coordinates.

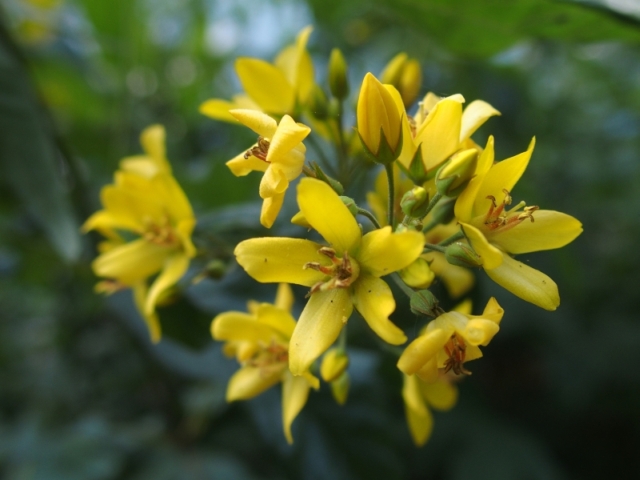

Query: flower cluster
[{"left": 85, "top": 27, "right": 582, "bottom": 446}]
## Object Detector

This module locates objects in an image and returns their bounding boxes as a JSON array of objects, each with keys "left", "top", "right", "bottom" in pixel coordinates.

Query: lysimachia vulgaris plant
[{"left": 85, "top": 27, "right": 583, "bottom": 446}]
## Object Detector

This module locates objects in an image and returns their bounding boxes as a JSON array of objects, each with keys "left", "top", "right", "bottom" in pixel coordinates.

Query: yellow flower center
[
  {"left": 483, "top": 189, "right": 539, "bottom": 234},
  {"left": 303, "top": 247, "right": 360, "bottom": 296},
  {"left": 443, "top": 333, "right": 471, "bottom": 376},
  {"left": 248, "top": 341, "right": 288, "bottom": 377},
  {"left": 142, "top": 215, "right": 180, "bottom": 247},
  {"left": 244, "top": 136, "right": 271, "bottom": 162}
]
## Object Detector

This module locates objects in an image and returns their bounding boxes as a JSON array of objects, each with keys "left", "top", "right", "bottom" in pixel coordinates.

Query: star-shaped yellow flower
[
  {"left": 226, "top": 109, "right": 311, "bottom": 228},
  {"left": 390, "top": 90, "right": 500, "bottom": 178},
  {"left": 235, "top": 178, "right": 425, "bottom": 375},
  {"left": 211, "top": 283, "right": 318, "bottom": 444},
  {"left": 83, "top": 126, "right": 196, "bottom": 343},
  {"left": 200, "top": 26, "right": 314, "bottom": 122},
  {"left": 397, "top": 298, "right": 504, "bottom": 380},
  {"left": 402, "top": 374, "right": 457, "bottom": 446},
  {"left": 454, "top": 136, "right": 583, "bottom": 310}
]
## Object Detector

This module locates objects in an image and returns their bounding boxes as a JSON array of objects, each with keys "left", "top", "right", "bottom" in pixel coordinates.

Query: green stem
[
  {"left": 438, "top": 230, "right": 465, "bottom": 246},
  {"left": 385, "top": 163, "right": 395, "bottom": 227},
  {"left": 391, "top": 272, "right": 415, "bottom": 299},
  {"left": 423, "top": 243, "right": 447, "bottom": 254},
  {"left": 357, "top": 208, "right": 382, "bottom": 229},
  {"left": 420, "top": 192, "right": 443, "bottom": 231},
  {"left": 421, "top": 216, "right": 440, "bottom": 234},
  {"left": 306, "top": 134, "right": 337, "bottom": 177},
  {"left": 338, "top": 327, "right": 347, "bottom": 351}
]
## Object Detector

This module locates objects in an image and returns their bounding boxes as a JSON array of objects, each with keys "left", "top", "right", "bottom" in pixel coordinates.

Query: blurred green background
[{"left": 1, "top": 0, "right": 639, "bottom": 478}]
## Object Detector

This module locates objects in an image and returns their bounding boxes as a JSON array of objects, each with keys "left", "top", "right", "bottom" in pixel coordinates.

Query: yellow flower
[
  {"left": 200, "top": 26, "right": 314, "bottom": 122},
  {"left": 397, "top": 298, "right": 504, "bottom": 380},
  {"left": 119, "top": 124, "right": 171, "bottom": 177},
  {"left": 389, "top": 90, "right": 500, "bottom": 178},
  {"left": 83, "top": 127, "right": 196, "bottom": 343},
  {"left": 402, "top": 374, "right": 457, "bottom": 446},
  {"left": 454, "top": 137, "right": 583, "bottom": 310},
  {"left": 211, "top": 284, "right": 319, "bottom": 444},
  {"left": 356, "top": 72, "right": 403, "bottom": 163},
  {"left": 235, "top": 178, "right": 425, "bottom": 375},
  {"left": 225, "top": 109, "right": 311, "bottom": 228}
]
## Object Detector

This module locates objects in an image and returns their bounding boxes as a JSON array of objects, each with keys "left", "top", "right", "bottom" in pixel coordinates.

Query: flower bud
[
  {"left": 321, "top": 348, "right": 349, "bottom": 382},
  {"left": 400, "top": 186, "right": 429, "bottom": 218},
  {"left": 308, "top": 85, "right": 329, "bottom": 120},
  {"left": 399, "top": 258, "right": 435, "bottom": 289},
  {"left": 381, "top": 53, "right": 421, "bottom": 107},
  {"left": 436, "top": 149, "right": 478, "bottom": 197},
  {"left": 445, "top": 242, "right": 482, "bottom": 268},
  {"left": 430, "top": 197, "right": 456, "bottom": 226},
  {"left": 410, "top": 289, "right": 441, "bottom": 318},
  {"left": 330, "top": 371, "right": 350, "bottom": 405},
  {"left": 328, "top": 48, "right": 349, "bottom": 100},
  {"left": 356, "top": 73, "right": 402, "bottom": 165},
  {"left": 381, "top": 53, "right": 407, "bottom": 86}
]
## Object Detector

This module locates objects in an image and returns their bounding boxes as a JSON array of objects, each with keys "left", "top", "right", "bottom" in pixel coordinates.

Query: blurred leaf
[{"left": 0, "top": 25, "right": 81, "bottom": 262}]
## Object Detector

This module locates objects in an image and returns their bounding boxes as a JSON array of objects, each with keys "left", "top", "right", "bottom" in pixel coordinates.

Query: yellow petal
[
  {"left": 358, "top": 227, "right": 424, "bottom": 277},
  {"left": 402, "top": 374, "right": 433, "bottom": 447},
  {"left": 236, "top": 58, "right": 295, "bottom": 114},
  {"left": 199, "top": 98, "right": 243, "bottom": 123},
  {"left": 459, "top": 100, "right": 500, "bottom": 143},
  {"left": 226, "top": 366, "right": 282, "bottom": 401},
  {"left": 297, "top": 178, "right": 361, "bottom": 254},
  {"left": 145, "top": 253, "right": 189, "bottom": 315},
  {"left": 320, "top": 348, "right": 349, "bottom": 382},
  {"left": 488, "top": 210, "right": 583, "bottom": 254},
  {"left": 211, "top": 311, "right": 285, "bottom": 343},
  {"left": 234, "top": 237, "right": 326, "bottom": 286},
  {"left": 482, "top": 297, "right": 504, "bottom": 324},
  {"left": 226, "top": 150, "right": 269, "bottom": 176},
  {"left": 421, "top": 380, "right": 458, "bottom": 411},
  {"left": 259, "top": 165, "right": 289, "bottom": 198},
  {"left": 92, "top": 238, "right": 170, "bottom": 285},
  {"left": 229, "top": 109, "right": 278, "bottom": 138},
  {"left": 275, "top": 283, "right": 294, "bottom": 312},
  {"left": 275, "top": 26, "right": 314, "bottom": 103},
  {"left": 397, "top": 327, "right": 452, "bottom": 375},
  {"left": 140, "top": 124, "right": 168, "bottom": 166},
  {"left": 289, "top": 288, "right": 353, "bottom": 376},
  {"left": 415, "top": 357, "right": 439, "bottom": 383},
  {"left": 266, "top": 115, "right": 310, "bottom": 168},
  {"left": 255, "top": 303, "right": 296, "bottom": 339},
  {"left": 282, "top": 371, "right": 311, "bottom": 444},
  {"left": 133, "top": 282, "right": 161, "bottom": 343},
  {"left": 352, "top": 274, "right": 407, "bottom": 345},
  {"left": 416, "top": 97, "right": 463, "bottom": 170},
  {"left": 474, "top": 137, "right": 535, "bottom": 211},
  {"left": 260, "top": 192, "right": 285, "bottom": 229},
  {"left": 460, "top": 223, "right": 503, "bottom": 269},
  {"left": 485, "top": 254, "right": 560, "bottom": 311},
  {"left": 454, "top": 136, "right": 494, "bottom": 221},
  {"left": 150, "top": 173, "right": 194, "bottom": 226},
  {"left": 461, "top": 318, "right": 500, "bottom": 346}
]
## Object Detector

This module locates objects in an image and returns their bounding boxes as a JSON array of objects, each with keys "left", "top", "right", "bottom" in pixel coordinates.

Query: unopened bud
[
  {"left": 399, "top": 258, "right": 435, "bottom": 289},
  {"left": 400, "top": 186, "right": 429, "bottom": 218},
  {"left": 380, "top": 53, "right": 408, "bottom": 87},
  {"left": 204, "top": 259, "right": 227, "bottom": 279},
  {"left": 329, "top": 48, "right": 349, "bottom": 100},
  {"left": 339, "top": 196, "right": 358, "bottom": 218},
  {"left": 436, "top": 149, "right": 478, "bottom": 197},
  {"left": 410, "top": 289, "right": 441, "bottom": 318},
  {"left": 445, "top": 242, "right": 482, "bottom": 268},
  {"left": 430, "top": 197, "right": 456, "bottom": 225},
  {"left": 398, "top": 59, "right": 422, "bottom": 107},
  {"left": 321, "top": 348, "right": 349, "bottom": 382},
  {"left": 331, "top": 371, "right": 350, "bottom": 405},
  {"left": 308, "top": 85, "right": 329, "bottom": 120}
]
